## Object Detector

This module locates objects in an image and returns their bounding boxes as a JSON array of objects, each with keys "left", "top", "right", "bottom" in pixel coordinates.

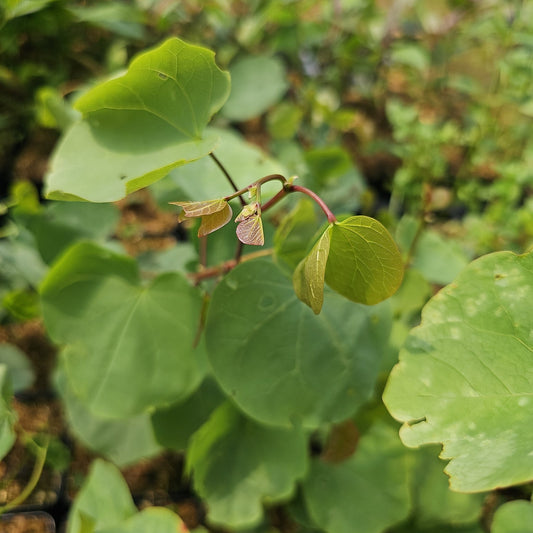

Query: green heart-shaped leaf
[
  {"left": 206, "top": 260, "right": 391, "bottom": 428},
  {"left": 45, "top": 38, "right": 230, "bottom": 202},
  {"left": 41, "top": 242, "right": 207, "bottom": 418},
  {"left": 325, "top": 216, "right": 404, "bottom": 305}
]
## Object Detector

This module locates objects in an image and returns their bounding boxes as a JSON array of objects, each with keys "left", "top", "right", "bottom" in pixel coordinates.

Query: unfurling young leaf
[
  {"left": 171, "top": 199, "right": 233, "bottom": 237},
  {"left": 235, "top": 202, "right": 264, "bottom": 246}
]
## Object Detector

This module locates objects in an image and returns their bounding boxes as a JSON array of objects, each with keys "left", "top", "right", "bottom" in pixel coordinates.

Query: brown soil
[{"left": 0, "top": 512, "right": 55, "bottom": 533}]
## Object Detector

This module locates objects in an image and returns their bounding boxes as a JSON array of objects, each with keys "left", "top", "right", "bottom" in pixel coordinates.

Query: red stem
[{"left": 289, "top": 184, "right": 337, "bottom": 223}]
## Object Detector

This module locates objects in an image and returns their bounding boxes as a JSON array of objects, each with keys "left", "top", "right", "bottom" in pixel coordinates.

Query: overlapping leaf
[
  {"left": 187, "top": 402, "right": 308, "bottom": 529},
  {"left": 45, "top": 38, "right": 230, "bottom": 202},
  {"left": 0, "top": 365, "right": 16, "bottom": 460},
  {"left": 491, "top": 497, "right": 533, "bottom": 533},
  {"left": 383, "top": 250, "right": 533, "bottom": 492},
  {"left": 205, "top": 260, "right": 391, "bottom": 428},
  {"left": 302, "top": 422, "right": 411, "bottom": 533},
  {"left": 293, "top": 216, "right": 403, "bottom": 313},
  {"left": 41, "top": 242, "right": 207, "bottom": 418},
  {"left": 171, "top": 199, "right": 233, "bottom": 237}
]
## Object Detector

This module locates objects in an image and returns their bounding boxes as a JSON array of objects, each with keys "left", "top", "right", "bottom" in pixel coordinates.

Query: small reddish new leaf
[
  {"left": 235, "top": 203, "right": 259, "bottom": 222},
  {"left": 236, "top": 215, "right": 264, "bottom": 246},
  {"left": 198, "top": 203, "right": 233, "bottom": 237},
  {"left": 170, "top": 199, "right": 229, "bottom": 218}
]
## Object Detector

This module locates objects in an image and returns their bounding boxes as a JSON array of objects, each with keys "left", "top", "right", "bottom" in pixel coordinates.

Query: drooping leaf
[
  {"left": 151, "top": 377, "right": 225, "bottom": 451},
  {"left": 198, "top": 203, "right": 233, "bottom": 237},
  {"left": 325, "top": 216, "right": 404, "bottom": 305},
  {"left": 302, "top": 422, "right": 411, "bottom": 533},
  {"left": 41, "top": 242, "right": 207, "bottom": 418},
  {"left": 292, "top": 225, "right": 332, "bottom": 314},
  {"left": 205, "top": 260, "right": 391, "bottom": 428},
  {"left": 56, "top": 359, "right": 161, "bottom": 467},
  {"left": 187, "top": 402, "right": 308, "bottom": 529},
  {"left": 222, "top": 55, "right": 288, "bottom": 121},
  {"left": 383, "top": 250, "right": 533, "bottom": 492},
  {"left": 67, "top": 459, "right": 137, "bottom": 533},
  {"left": 491, "top": 497, "right": 533, "bottom": 533},
  {"left": 0, "top": 365, "right": 16, "bottom": 460},
  {"left": 45, "top": 38, "right": 230, "bottom": 202},
  {"left": 236, "top": 214, "right": 265, "bottom": 246},
  {"left": 171, "top": 199, "right": 233, "bottom": 237}
]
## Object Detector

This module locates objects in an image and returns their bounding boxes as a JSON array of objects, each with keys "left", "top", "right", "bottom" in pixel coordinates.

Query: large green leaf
[
  {"left": 302, "top": 422, "right": 411, "bottom": 533},
  {"left": 187, "top": 402, "right": 308, "bottom": 529},
  {"left": 45, "top": 38, "right": 230, "bottom": 202},
  {"left": 41, "top": 242, "right": 206, "bottom": 418},
  {"left": 56, "top": 361, "right": 161, "bottom": 467},
  {"left": 205, "top": 259, "right": 391, "bottom": 428},
  {"left": 491, "top": 497, "right": 533, "bottom": 533},
  {"left": 325, "top": 216, "right": 404, "bottom": 305},
  {"left": 0, "top": 365, "right": 16, "bottom": 460},
  {"left": 383, "top": 251, "right": 533, "bottom": 492}
]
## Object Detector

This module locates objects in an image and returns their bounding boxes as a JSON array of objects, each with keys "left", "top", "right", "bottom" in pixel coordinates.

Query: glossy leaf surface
[
  {"left": 41, "top": 242, "right": 206, "bottom": 418},
  {"left": 303, "top": 422, "right": 411, "bottom": 533},
  {"left": 383, "top": 251, "right": 533, "bottom": 491},
  {"left": 325, "top": 216, "right": 404, "bottom": 305},
  {"left": 45, "top": 38, "right": 230, "bottom": 202},
  {"left": 187, "top": 402, "right": 308, "bottom": 529},
  {"left": 206, "top": 260, "right": 391, "bottom": 428}
]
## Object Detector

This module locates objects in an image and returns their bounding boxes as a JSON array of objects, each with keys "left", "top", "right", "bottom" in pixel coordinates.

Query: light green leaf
[
  {"left": 41, "top": 242, "right": 206, "bottom": 418},
  {"left": 0, "top": 343, "right": 34, "bottom": 392},
  {"left": 187, "top": 402, "right": 308, "bottom": 529},
  {"left": 67, "top": 459, "right": 137, "bottom": 533},
  {"left": 383, "top": 251, "right": 533, "bottom": 492},
  {"left": 302, "top": 422, "right": 411, "bottom": 533},
  {"left": 56, "top": 360, "right": 161, "bottom": 467},
  {"left": 3, "top": 0, "right": 55, "bottom": 19},
  {"left": 151, "top": 378, "right": 225, "bottom": 451},
  {"left": 222, "top": 56, "right": 288, "bottom": 121},
  {"left": 293, "top": 225, "right": 332, "bottom": 314},
  {"left": 325, "top": 216, "right": 404, "bottom": 305},
  {"left": 45, "top": 38, "right": 230, "bottom": 202},
  {"left": 491, "top": 497, "right": 533, "bottom": 533},
  {"left": 0, "top": 365, "right": 16, "bottom": 460},
  {"left": 206, "top": 260, "right": 391, "bottom": 428}
]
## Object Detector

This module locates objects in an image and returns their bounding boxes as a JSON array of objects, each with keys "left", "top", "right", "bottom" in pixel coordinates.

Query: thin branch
[
  {"left": 289, "top": 184, "right": 337, "bottom": 223},
  {"left": 209, "top": 152, "right": 247, "bottom": 207}
]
